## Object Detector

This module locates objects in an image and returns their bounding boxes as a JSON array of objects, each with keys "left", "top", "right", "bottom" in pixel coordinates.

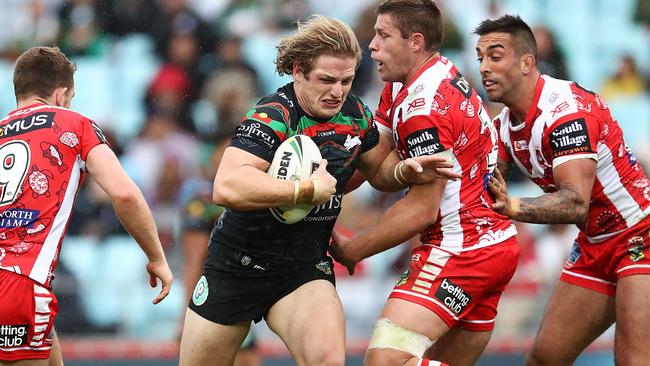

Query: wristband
[
  {"left": 393, "top": 161, "right": 407, "bottom": 186},
  {"left": 397, "top": 161, "right": 408, "bottom": 183},
  {"left": 311, "top": 179, "right": 319, "bottom": 204},
  {"left": 295, "top": 179, "right": 315, "bottom": 204},
  {"left": 292, "top": 180, "right": 300, "bottom": 204}
]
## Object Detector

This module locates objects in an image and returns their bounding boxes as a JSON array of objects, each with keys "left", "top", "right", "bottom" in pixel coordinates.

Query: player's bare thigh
[
  {"left": 47, "top": 331, "right": 62, "bottom": 366},
  {"left": 526, "top": 281, "right": 614, "bottom": 366},
  {"left": 266, "top": 279, "right": 345, "bottom": 366},
  {"left": 179, "top": 308, "right": 250, "bottom": 366},
  {"left": 615, "top": 274, "right": 650, "bottom": 366},
  {"left": 365, "top": 298, "right": 450, "bottom": 366},
  {"left": 425, "top": 327, "right": 492, "bottom": 366}
]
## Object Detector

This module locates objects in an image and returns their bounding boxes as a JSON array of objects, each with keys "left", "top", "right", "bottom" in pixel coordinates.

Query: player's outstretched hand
[
  {"left": 310, "top": 159, "right": 337, "bottom": 205},
  {"left": 329, "top": 229, "right": 357, "bottom": 275},
  {"left": 400, "top": 155, "right": 461, "bottom": 185},
  {"left": 146, "top": 259, "right": 173, "bottom": 304},
  {"left": 488, "top": 169, "right": 517, "bottom": 217}
]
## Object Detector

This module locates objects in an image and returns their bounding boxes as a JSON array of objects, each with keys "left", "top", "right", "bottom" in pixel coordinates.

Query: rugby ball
[{"left": 267, "top": 135, "right": 322, "bottom": 224}]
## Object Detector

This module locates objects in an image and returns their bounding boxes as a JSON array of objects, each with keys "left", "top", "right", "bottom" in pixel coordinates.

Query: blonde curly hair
[{"left": 275, "top": 15, "right": 362, "bottom": 76}]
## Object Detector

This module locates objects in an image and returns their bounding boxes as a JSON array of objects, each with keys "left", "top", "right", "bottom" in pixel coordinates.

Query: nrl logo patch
[
  {"left": 315, "top": 261, "right": 332, "bottom": 275},
  {"left": 396, "top": 269, "right": 411, "bottom": 287}
]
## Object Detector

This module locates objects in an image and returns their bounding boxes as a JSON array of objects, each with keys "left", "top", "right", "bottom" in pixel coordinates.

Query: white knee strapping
[{"left": 367, "top": 318, "right": 434, "bottom": 357}]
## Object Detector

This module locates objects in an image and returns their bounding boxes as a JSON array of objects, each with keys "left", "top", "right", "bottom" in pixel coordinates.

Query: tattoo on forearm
[{"left": 515, "top": 185, "right": 588, "bottom": 224}]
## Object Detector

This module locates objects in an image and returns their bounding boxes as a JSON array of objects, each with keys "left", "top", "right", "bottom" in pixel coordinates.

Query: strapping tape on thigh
[{"left": 367, "top": 318, "right": 433, "bottom": 357}]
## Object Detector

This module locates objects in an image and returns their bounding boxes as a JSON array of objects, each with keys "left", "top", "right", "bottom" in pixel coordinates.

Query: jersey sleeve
[
  {"left": 359, "top": 98, "right": 380, "bottom": 153},
  {"left": 546, "top": 113, "right": 599, "bottom": 168},
  {"left": 78, "top": 116, "right": 108, "bottom": 161},
  {"left": 401, "top": 114, "right": 453, "bottom": 158},
  {"left": 374, "top": 83, "right": 393, "bottom": 135},
  {"left": 229, "top": 105, "right": 289, "bottom": 163}
]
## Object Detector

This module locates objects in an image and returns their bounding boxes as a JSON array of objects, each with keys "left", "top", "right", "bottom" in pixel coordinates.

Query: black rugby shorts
[{"left": 188, "top": 256, "right": 336, "bottom": 325}]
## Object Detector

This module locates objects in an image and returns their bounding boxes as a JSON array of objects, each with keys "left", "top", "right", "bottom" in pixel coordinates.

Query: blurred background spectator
[
  {"left": 0, "top": 1, "right": 647, "bottom": 365},
  {"left": 600, "top": 54, "right": 648, "bottom": 101}
]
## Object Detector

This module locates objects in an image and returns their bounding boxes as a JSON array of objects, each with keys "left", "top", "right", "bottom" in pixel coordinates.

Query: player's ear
[
  {"left": 52, "top": 87, "right": 68, "bottom": 107},
  {"left": 411, "top": 32, "right": 426, "bottom": 53},
  {"left": 293, "top": 62, "right": 305, "bottom": 83},
  {"left": 520, "top": 54, "right": 536, "bottom": 76}
]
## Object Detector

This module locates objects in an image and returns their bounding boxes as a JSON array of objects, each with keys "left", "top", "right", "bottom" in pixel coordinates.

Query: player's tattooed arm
[
  {"left": 515, "top": 183, "right": 589, "bottom": 224},
  {"left": 490, "top": 158, "right": 596, "bottom": 224}
]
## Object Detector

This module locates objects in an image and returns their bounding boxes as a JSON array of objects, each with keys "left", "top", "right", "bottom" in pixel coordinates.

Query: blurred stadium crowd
[{"left": 1, "top": 0, "right": 649, "bottom": 357}]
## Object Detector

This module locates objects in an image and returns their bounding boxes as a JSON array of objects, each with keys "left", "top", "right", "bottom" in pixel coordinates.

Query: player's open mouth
[
  {"left": 322, "top": 100, "right": 340, "bottom": 108},
  {"left": 483, "top": 79, "right": 497, "bottom": 89}
]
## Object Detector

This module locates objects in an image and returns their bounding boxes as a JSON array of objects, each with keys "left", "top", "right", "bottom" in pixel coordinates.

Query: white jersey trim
[
  {"left": 439, "top": 159, "right": 463, "bottom": 251},
  {"left": 552, "top": 153, "right": 598, "bottom": 169},
  {"left": 459, "top": 318, "right": 496, "bottom": 324},
  {"left": 391, "top": 289, "right": 460, "bottom": 320},
  {"left": 376, "top": 122, "right": 392, "bottom": 135},
  {"left": 596, "top": 143, "right": 646, "bottom": 231},
  {"left": 30, "top": 156, "right": 81, "bottom": 284},
  {"left": 562, "top": 269, "right": 616, "bottom": 285},
  {"left": 617, "top": 264, "right": 650, "bottom": 274}
]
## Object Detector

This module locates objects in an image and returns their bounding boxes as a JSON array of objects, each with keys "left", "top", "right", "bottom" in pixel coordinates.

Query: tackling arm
[
  {"left": 332, "top": 179, "right": 447, "bottom": 264},
  {"left": 357, "top": 133, "right": 459, "bottom": 192},
  {"left": 212, "top": 147, "right": 335, "bottom": 210},
  {"left": 492, "top": 158, "right": 596, "bottom": 224}
]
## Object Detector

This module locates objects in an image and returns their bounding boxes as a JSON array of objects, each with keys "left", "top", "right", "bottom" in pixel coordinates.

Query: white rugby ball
[{"left": 267, "top": 135, "right": 322, "bottom": 224}]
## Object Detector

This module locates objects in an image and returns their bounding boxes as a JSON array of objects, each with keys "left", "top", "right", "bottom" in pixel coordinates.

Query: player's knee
[
  {"left": 304, "top": 347, "right": 345, "bottom": 366},
  {"left": 364, "top": 318, "right": 434, "bottom": 366},
  {"left": 525, "top": 349, "right": 571, "bottom": 366}
]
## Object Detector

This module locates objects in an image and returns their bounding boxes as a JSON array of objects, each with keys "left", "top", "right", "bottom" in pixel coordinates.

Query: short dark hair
[
  {"left": 13, "top": 47, "right": 77, "bottom": 100},
  {"left": 376, "top": 0, "right": 443, "bottom": 52},
  {"left": 473, "top": 14, "right": 537, "bottom": 57}
]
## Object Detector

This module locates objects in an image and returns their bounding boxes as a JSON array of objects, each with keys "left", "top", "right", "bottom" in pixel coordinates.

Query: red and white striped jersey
[
  {"left": 495, "top": 75, "right": 650, "bottom": 242},
  {"left": 0, "top": 103, "right": 106, "bottom": 287},
  {"left": 375, "top": 56, "right": 516, "bottom": 252}
]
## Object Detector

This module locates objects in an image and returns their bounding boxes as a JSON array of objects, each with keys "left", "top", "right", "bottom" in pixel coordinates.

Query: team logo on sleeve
[
  {"left": 549, "top": 118, "right": 592, "bottom": 158},
  {"left": 405, "top": 128, "right": 444, "bottom": 157}
]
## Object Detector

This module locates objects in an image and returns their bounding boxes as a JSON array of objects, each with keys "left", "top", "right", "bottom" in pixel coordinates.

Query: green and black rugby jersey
[{"left": 207, "top": 82, "right": 379, "bottom": 269}]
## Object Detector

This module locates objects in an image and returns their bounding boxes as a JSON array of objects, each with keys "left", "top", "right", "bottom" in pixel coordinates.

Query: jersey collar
[
  {"left": 7, "top": 102, "right": 47, "bottom": 117},
  {"left": 524, "top": 75, "right": 545, "bottom": 123}
]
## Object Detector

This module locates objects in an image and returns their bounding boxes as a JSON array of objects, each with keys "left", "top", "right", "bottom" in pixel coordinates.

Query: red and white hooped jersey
[
  {"left": 375, "top": 56, "right": 516, "bottom": 252},
  {"left": 0, "top": 103, "right": 106, "bottom": 287},
  {"left": 494, "top": 75, "right": 650, "bottom": 242}
]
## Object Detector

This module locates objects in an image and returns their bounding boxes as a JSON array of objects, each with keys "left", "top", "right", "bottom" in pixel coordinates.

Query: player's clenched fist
[{"left": 295, "top": 159, "right": 337, "bottom": 205}]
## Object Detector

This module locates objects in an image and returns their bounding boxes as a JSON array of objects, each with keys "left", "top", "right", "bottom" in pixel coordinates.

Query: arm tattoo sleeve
[{"left": 515, "top": 185, "right": 589, "bottom": 224}]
